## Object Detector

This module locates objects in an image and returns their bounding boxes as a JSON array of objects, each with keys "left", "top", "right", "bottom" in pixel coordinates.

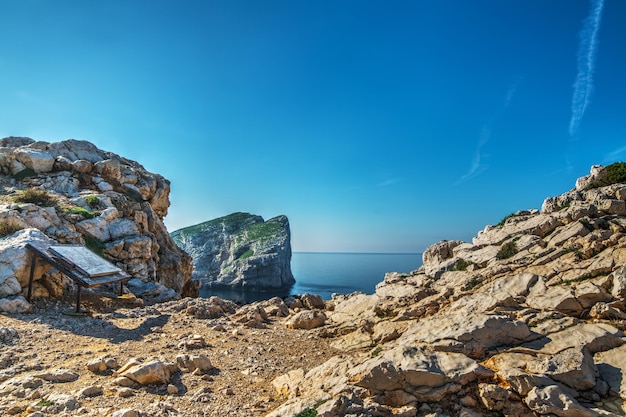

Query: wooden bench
[{"left": 26, "top": 242, "right": 131, "bottom": 314}]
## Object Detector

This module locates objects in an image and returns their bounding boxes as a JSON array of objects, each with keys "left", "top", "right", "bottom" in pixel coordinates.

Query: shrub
[
  {"left": 35, "top": 399, "right": 54, "bottom": 407},
  {"left": 236, "top": 249, "right": 254, "bottom": 261},
  {"left": 496, "top": 241, "right": 518, "bottom": 260},
  {"left": 13, "top": 187, "right": 55, "bottom": 206},
  {"left": 0, "top": 220, "right": 23, "bottom": 238},
  {"left": 85, "top": 195, "right": 100, "bottom": 209},
  {"left": 294, "top": 408, "right": 317, "bottom": 417},
  {"left": 61, "top": 205, "right": 99, "bottom": 219},
  {"left": 497, "top": 212, "right": 518, "bottom": 227},
  {"left": 586, "top": 162, "right": 626, "bottom": 189},
  {"left": 85, "top": 236, "right": 106, "bottom": 257},
  {"left": 462, "top": 276, "right": 481, "bottom": 291},
  {"left": 451, "top": 259, "right": 473, "bottom": 271}
]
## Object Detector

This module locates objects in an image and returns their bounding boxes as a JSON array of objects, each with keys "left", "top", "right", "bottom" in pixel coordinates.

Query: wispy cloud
[
  {"left": 456, "top": 79, "right": 521, "bottom": 185},
  {"left": 377, "top": 178, "right": 401, "bottom": 187},
  {"left": 603, "top": 146, "right": 626, "bottom": 163},
  {"left": 569, "top": 0, "right": 605, "bottom": 138}
]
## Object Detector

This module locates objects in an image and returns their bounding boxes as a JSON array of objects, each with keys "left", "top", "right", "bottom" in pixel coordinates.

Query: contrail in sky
[
  {"left": 569, "top": 0, "right": 604, "bottom": 137},
  {"left": 455, "top": 79, "right": 521, "bottom": 185}
]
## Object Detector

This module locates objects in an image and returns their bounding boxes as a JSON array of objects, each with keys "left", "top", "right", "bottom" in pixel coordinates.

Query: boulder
[
  {"left": 176, "top": 354, "right": 212, "bottom": 373},
  {"left": 594, "top": 344, "right": 626, "bottom": 402},
  {"left": 285, "top": 310, "right": 327, "bottom": 330},
  {"left": 524, "top": 385, "right": 598, "bottom": 417},
  {"left": 0, "top": 296, "right": 32, "bottom": 313},
  {"left": 400, "top": 311, "right": 531, "bottom": 358},
  {"left": 349, "top": 347, "right": 488, "bottom": 402},
  {"left": 34, "top": 369, "right": 80, "bottom": 382},
  {"left": 14, "top": 148, "right": 54, "bottom": 173},
  {"left": 117, "top": 359, "right": 174, "bottom": 385},
  {"left": 421, "top": 240, "right": 463, "bottom": 278},
  {"left": 526, "top": 278, "right": 584, "bottom": 315},
  {"left": 522, "top": 322, "right": 624, "bottom": 355}
]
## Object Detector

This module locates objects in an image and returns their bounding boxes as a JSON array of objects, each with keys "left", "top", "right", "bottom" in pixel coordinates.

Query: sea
[{"left": 199, "top": 252, "right": 423, "bottom": 304}]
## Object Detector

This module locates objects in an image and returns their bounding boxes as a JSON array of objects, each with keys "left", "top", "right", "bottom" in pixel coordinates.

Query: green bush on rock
[
  {"left": 13, "top": 187, "right": 55, "bottom": 206},
  {"left": 586, "top": 162, "right": 626, "bottom": 189},
  {"left": 0, "top": 220, "right": 24, "bottom": 238},
  {"left": 294, "top": 408, "right": 317, "bottom": 417},
  {"left": 496, "top": 240, "right": 518, "bottom": 260}
]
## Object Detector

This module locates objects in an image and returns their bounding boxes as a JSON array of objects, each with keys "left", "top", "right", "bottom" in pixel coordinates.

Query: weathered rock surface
[
  {"left": 266, "top": 163, "right": 626, "bottom": 417},
  {"left": 171, "top": 212, "right": 295, "bottom": 289},
  {"left": 0, "top": 137, "right": 194, "bottom": 311}
]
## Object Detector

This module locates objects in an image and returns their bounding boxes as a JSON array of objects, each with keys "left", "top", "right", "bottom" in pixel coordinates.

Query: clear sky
[{"left": 1, "top": 1, "right": 625, "bottom": 253}]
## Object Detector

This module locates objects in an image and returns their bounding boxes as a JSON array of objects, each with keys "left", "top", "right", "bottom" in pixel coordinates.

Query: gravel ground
[{"left": 0, "top": 291, "right": 337, "bottom": 417}]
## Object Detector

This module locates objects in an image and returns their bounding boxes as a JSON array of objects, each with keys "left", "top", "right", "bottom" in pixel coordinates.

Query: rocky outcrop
[
  {"left": 0, "top": 137, "right": 193, "bottom": 311},
  {"left": 171, "top": 212, "right": 295, "bottom": 290},
  {"left": 267, "top": 163, "right": 626, "bottom": 417}
]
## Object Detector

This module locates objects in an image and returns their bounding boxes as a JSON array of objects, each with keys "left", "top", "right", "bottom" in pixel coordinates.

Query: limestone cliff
[
  {"left": 171, "top": 212, "right": 295, "bottom": 290},
  {"left": 0, "top": 137, "right": 194, "bottom": 309}
]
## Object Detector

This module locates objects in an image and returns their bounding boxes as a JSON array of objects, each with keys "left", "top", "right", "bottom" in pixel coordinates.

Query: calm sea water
[{"left": 199, "top": 252, "right": 422, "bottom": 304}]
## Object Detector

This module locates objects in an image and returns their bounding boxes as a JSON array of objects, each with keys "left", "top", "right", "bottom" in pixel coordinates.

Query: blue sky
[{"left": 1, "top": 1, "right": 625, "bottom": 253}]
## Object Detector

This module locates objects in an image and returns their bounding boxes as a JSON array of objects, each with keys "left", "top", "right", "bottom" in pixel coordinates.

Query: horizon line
[{"left": 293, "top": 251, "right": 421, "bottom": 255}]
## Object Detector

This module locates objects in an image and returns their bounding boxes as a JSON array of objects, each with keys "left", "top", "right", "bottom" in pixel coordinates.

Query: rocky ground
[
  {"left": 0, "top": 290, "right": 337, "bottom": 417},
  {"left": 3, "top": 162, "right": 626, "bottom": 417}
]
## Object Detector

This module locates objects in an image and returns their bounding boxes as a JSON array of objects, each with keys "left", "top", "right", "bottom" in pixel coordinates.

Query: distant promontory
[{"left": 171, "top": 212, "right": 295, "bottom": 290}]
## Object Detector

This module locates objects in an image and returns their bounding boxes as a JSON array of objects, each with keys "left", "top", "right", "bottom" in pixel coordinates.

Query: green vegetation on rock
[
  {"left": 13, "top": 187, "right": 55, "bottom": 206},
  {"left": 496, "top": 212, "right": 519, "bottom": 227},
  {"left": 236, "top": 249, "right": 254, "bottom": 261},
  {"left": 496, "top": 240, "right": 518, "bottom": 260},
  {"left": 242, "top": 218, "right": 283, "bottom": 243},
  {"left": 293, "top": 408, "right": 317, "bottom": 417},
  {"left": 60, "top": 204, "right": 100, "bottom": 219},
  {"left": 85, "top": 195, "right": 100, "bottom": 209},
  {"left": 451, "top": 258, "right": 473, "bottom": 271},
  {"left": 172, "top": 212, "right": 255, "bottom": 240},
  {"left": 0, "top": 220, "right": 24, "bottom": 238},
  {"left": 586, "top": 162, "right": 626, "bottom": 189}
]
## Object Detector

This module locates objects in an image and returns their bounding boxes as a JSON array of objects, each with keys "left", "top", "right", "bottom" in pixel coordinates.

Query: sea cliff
[{"left": 171, "top": 212, "right": 295, "bottom": 290}]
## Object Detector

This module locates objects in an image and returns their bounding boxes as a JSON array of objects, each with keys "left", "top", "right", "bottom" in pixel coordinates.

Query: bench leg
[
  {"left": 27, "top": 254, "right": 36, "bottom": 302},
  {"left": 76, "top": 286, "right": 82, "bottom": 313},
  {"left": 120, "top": 281, "right": 124, "bottom": 296}
]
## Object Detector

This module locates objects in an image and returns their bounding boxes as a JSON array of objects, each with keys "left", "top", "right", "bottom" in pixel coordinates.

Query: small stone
[
  {"left": 86, "top": 358, "right": 107, "bottom": 373},
  {"left": 77, "top": 385, "right": 103, "bottom": 398},
  {"left": 460, "top": 395, "right": 478, "bottom": 407},
  {"left": 111, "top": 409, "right": 139, "bottom": 417},
  {"left": 4, "top": 406, "right": 22, "bottom": 415},
  {"left": 34, "top": 369, "right": 79, "bottom": 383},
  {"left": 112, "top": 377, "right": 136, "bottom": 387},
  {"left": 116, "top": 388, "right": 135, "bottom": 398},
  {"left": 104, "top": 358, "right": 119, "bottom": 369},
  {"left": 223, "top": 387, "right": 235, "bottom": 395}
]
